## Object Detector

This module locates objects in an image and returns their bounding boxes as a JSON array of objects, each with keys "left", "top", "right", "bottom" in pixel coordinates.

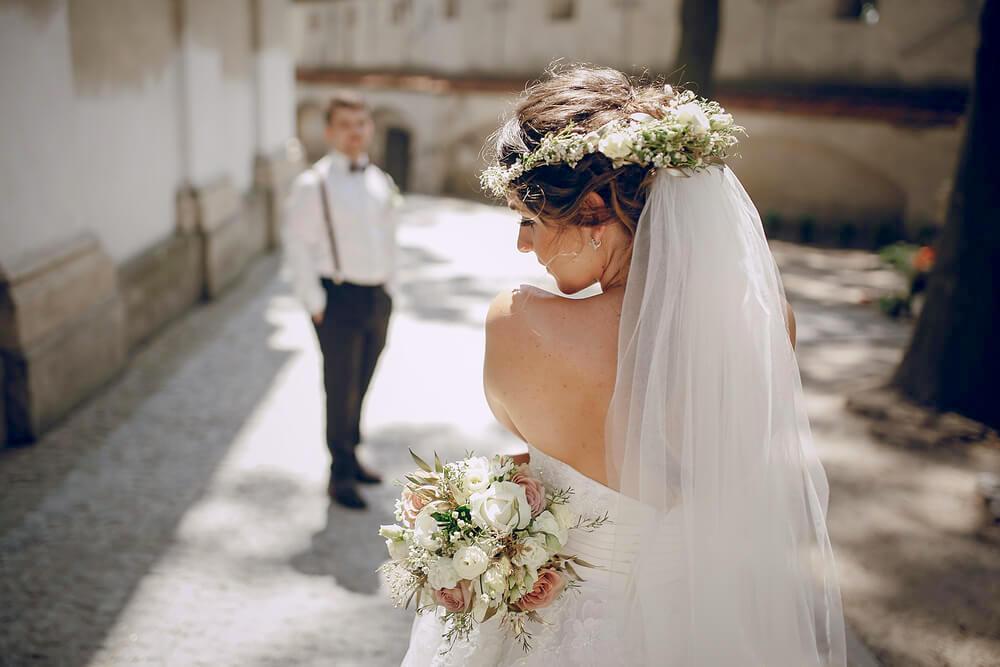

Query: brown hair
[
  {"left": 489, "top": 65, "right": 677, "bottom": 237},
  {"left": 325, "top": 90, "right": 370, "bottom": 125}
]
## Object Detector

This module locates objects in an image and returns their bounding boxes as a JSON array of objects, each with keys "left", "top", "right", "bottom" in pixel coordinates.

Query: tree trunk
[
  {"left": 892, "top": 0, "right": 1000, "bottom": 430},
  {"left": 673, "top": 0, "right": 720, "bottom": 97}
]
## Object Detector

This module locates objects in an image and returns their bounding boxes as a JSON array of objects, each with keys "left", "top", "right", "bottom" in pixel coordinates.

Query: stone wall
[
  {"left": 293, "top": 0, "right": 977, "bottom": 88},
  {"left": 0, "top": 0, "right": 300, "bottom": 445},
  {"left": 0, "top": 234, "right": 126, "bottom": 443},
  {"left": 296, "top": 80, "right": 961, "bottom": 240}
]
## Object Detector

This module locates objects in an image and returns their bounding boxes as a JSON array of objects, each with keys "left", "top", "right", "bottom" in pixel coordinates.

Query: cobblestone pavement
[{"left": 1, "top": 197, "right": 994, "bottom": 666}]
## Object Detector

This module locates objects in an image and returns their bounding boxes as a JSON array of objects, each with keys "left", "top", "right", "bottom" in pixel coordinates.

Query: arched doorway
[{"left": 383, "top": 126, "right": 411, "bottom": 192}]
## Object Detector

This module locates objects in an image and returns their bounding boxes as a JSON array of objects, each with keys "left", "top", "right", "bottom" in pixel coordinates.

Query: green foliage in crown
[{"left": 481, "top": 88, "right": 745, "bottom": 198}]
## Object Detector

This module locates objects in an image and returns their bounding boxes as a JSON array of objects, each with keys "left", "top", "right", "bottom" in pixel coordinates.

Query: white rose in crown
[
  {"left": 413, "top": 510, "right": 443, "bottom": 551},
  {"left": 470, "top": 481, "right": 531, "bottom": 534},
  {"left": 463, "top": 457, "right": 493, "bottom": 494},
  {"left": 427, "top": 556, "right": 461, "bottom": 590},
  {"left": 710, "top": 113, "right": 733, "bottom": 129},
  {"left": 598, "top": 131, "right": 633, "bottom": 160},
  {"left": 452, "top": 545, "right": 490, "bottom": 579},
  {"left": 675, "top": 102, "right": 710, "bottom": 135}
]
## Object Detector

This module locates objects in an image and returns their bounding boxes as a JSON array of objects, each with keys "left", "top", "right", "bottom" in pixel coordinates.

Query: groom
[{"left": 283, "top": 92, "right": 401, "bottom": 509}]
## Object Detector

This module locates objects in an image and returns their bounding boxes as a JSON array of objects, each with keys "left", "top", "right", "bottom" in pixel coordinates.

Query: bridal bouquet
[{"left": 378, "top": 450, "right": 607, "bottom": 652}]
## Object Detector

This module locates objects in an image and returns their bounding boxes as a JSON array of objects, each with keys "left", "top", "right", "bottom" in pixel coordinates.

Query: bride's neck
[{"left": 599, "top": 243, "right": 631, "bottom": 293}]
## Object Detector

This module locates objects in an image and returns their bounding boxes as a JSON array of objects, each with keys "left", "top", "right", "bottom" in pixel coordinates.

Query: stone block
[
  {"left": 0, "top": 234, "right": 126, "bottom": 444},
  {"left": 119, "top": 232, "right": 204, "bottom": 351},
  {"left": 244, "top": 189, "right": 270, "bottom": 258},
  {"left": 254, "top": 148, "right": 302, "bottom": 249},
  {"left": 0, "top": 233, "right": 117, "bottom": 350},
  {"left": 191, "top": 178, "right": 256, "bottom": 299}
]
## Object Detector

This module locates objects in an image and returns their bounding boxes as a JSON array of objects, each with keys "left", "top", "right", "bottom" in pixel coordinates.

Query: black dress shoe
[
  {"left": 329, "top": 478, "right": 367, "bottom": 510},
  {"left": 354, "top": 463, "right": 382, "bottom": 485}
]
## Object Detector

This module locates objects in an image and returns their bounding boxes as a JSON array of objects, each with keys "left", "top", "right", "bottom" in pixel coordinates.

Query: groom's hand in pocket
[{"left": 312, "top": 311, "right": 324, "bottom": 326}]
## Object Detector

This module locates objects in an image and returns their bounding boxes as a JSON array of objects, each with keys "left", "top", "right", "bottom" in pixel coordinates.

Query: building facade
[
  {"left": 292, "top": 0, "right": 977, "bottom": 242},
  {"left": 0, "top": 0, "right": 300, "bottom": 445}
]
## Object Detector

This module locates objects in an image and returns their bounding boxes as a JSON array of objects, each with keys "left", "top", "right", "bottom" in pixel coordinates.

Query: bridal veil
[{"left": 605, "top": 166, "right": 847, "bottom": 666}]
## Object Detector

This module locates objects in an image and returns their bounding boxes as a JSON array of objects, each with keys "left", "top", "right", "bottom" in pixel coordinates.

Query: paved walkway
[{"left": 1, "top": 197, "right": 994, "bottom": 666}]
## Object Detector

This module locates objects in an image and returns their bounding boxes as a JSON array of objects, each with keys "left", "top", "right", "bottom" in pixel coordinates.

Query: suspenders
[{"left": 314, "top": 168, "right": 343, "bottom": 283}]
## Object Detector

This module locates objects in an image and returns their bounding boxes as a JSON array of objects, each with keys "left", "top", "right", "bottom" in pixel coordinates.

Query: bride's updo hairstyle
[{"left": 489, "top": 65, "right": 676, "bottom": 237}]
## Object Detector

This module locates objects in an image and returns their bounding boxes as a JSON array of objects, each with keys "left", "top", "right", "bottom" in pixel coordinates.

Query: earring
[{"left": 590, "top": 237, "right": 602, "bottom": 250}]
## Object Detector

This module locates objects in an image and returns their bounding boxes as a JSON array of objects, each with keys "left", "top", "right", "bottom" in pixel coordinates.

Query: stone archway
[
  {"left": 371, "top": 107, "right": 414, "bottom": 192},
  {"left": 441, "top": 122, "right": 499, "bottom": 200}
]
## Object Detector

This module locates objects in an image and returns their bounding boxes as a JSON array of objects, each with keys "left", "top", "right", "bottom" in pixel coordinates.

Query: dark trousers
[{"left": 313, "top": 278, "right": 392, "bottom": 477}]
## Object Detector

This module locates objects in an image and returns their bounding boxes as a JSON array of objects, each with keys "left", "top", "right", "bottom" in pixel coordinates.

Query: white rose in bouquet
[
  {"left": 511, "top": 534, "right": 549, "bottom": 571},
  {"left": 379, "top": 524, "right": 410, "bottom": 560},
  {"left": 452, "top": 545, "right": 490, "bottom": 579},
  {"left": 463, "top": 457, "right": 493, "bottom": 494},
  {"left": 386, "top": 539, "right": 409, "bottom": 561},
  {"left": 413, "top": 510, "right": 443, "bottom": 551},
  {"left": 550, "top": 503, "right": 575, "bottom": 538},
  {"left": 530, "top": 510, "right": 569, "bottom": 548},
  {"left": 427, "top": 556, "right": 461, "bottom": 590},
  {"left": 379, "top": 524, "right": 405, "bottom": 540},
  {"left": 481, "top": 563, "right": 508, "bottom": 601},
  {"left": 470, "top": 482, "right": 531, "bottom": 534}
]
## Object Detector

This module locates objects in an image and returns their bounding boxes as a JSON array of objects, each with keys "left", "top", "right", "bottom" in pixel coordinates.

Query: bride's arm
[{"left": 484, "top": 290, "right": 529, "bottom": 446}]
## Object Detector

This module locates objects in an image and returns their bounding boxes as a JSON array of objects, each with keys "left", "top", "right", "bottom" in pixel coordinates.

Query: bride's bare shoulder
[
  {"left": 485, "top": 284, "right": 619, "bottom": 362},
  {"left": 486, "top": 285, "right": 565, "bottom": 347}
]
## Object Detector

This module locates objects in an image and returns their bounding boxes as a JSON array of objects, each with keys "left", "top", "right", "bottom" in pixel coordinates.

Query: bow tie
[{"left": 349, "top": 162, "right": 366, "bottom": 173}]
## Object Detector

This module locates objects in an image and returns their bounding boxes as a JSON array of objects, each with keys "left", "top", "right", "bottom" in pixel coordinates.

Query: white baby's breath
[{"left": 479, "top": 94, "right": 744, "bottom": 198}]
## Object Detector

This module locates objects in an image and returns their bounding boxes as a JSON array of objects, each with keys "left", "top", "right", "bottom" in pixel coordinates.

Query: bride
[{"left": 401, "top": 65, "right": 846, "bottom": 666}]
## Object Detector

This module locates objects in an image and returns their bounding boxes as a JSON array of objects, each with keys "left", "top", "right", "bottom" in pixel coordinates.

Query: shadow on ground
[{"left": 0, "top": 257, "right": 296, "bottom": 664}]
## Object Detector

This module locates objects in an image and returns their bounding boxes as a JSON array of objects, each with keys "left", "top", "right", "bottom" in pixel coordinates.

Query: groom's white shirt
[{"left": 282, "top": 150, "right": 402, "bottom": 314}]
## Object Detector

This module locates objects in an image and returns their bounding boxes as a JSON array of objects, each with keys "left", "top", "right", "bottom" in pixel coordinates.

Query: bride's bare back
[
  {"left": 484, "top": 284, "right": 796, "bottom": 486},
  {"left": 484, "top": 285, "right": 625, "bottom": 485}
]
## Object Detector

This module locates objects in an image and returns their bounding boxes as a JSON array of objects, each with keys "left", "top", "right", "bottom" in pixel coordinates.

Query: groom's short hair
[{"left": 325, "top": 91, "right": 370, "bottom": 125}]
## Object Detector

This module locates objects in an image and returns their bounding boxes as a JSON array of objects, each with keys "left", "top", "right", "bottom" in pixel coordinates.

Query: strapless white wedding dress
[{"left": 399, "top": 445, "right": 683, "bottom": 667}]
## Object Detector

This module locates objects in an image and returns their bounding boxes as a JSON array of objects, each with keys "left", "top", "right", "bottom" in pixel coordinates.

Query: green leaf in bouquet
[
  {"left": 403, "top": 474, "right": 427, "bottom": 487},
  {"left": 570, "top": 556, "right": 599, "bottom": 569},
  {"left": 434, "top": 451, "right": 444, "bottom": 473},
  {"left": 544, "top": 534, "right": 562, "bottom": 552},
  {"left": 403, "top": 584, "right": 418, "bottom": 610},
  {"left": 409, "top": 448, "right": 433, "bottom": 473},
  {"left": 564, "top": 561, "right": 585, "bottom": 582},
  {"left": 481, "top": 602, "right": 500, "bottom": 623}
]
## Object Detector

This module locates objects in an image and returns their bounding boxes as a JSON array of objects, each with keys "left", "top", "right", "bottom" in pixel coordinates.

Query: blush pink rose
[
  {"left": 434, "top": 580, "right": 473, "bottom": 613},
  {"left": 512, "top": 465, "right": 546, "bottom": 517},
  {"left": 401, "top": 489, "right": 428, "bottom": 527},
  {"left": 517, "top": 569, "right": 566, "bottom": 611}
]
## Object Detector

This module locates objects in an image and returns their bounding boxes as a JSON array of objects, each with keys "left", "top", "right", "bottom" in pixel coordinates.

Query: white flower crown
[{"left": 480, "top": 87, "right": 744, "bottom": 198}]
